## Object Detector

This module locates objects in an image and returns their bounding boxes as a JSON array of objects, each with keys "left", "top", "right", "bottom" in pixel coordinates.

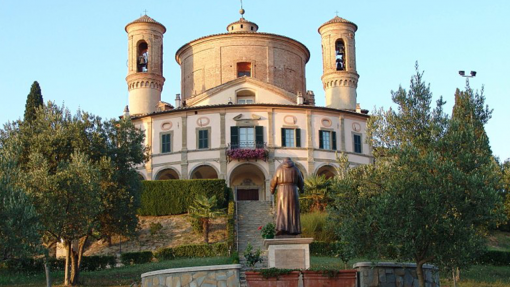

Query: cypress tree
[{"left": 24, "top": 81, "right": 44, "bottom": 123}]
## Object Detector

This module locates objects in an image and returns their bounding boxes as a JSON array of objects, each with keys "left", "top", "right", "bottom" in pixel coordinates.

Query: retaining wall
[
  {"left": 354, "top": 262, "right": 440, "bottom": 287},
  {"left": 141, "top": 264, "right": 241, "bottom": 287}
]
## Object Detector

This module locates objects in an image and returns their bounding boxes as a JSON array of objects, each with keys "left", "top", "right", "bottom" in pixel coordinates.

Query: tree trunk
[
  {"left": 202, "top": 218, "right": 209, "bottom": 244},
  {"left": 416, "top": 261, "right": 425, "bottom": 287},
  {"left": 64, "top": 241, "right": 71, "bottom": 286},
  {"left": 44, "top": 256, "right": 52, "bottom": 287},
  {"left": 70, "top": 236, "right": 88, "bottom": 286}
]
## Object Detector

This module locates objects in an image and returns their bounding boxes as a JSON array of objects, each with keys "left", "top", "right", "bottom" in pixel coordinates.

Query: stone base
[{"left": 263, "top": 238, "right": 313, "bottom": 269}]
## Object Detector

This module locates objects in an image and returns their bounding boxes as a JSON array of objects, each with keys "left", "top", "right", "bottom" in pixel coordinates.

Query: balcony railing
[{"left": 226, "top": 142, "right": 268, "bottom": 163}]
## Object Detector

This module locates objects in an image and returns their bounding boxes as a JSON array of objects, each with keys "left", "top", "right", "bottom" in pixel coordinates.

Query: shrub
[
  {"left": 121, "top": 251, "right": 153, "bottom": 266},
  {"left": 80, "top": 256, "right": 116, "bottom": 271},
  {"left": 149, "top": 222, "right": 163, "bottom": 236},
  {"left": 2, "top": 256, "right": 114, "bottom": 273},
  {"left": 300, "top": 212, "right": 337, "bottom": 242},
  {"left": 139, "top": 179, "right": 228, "bottom": 216},
  {"left": 227, "top": 201, "right": 236, "bottom": 250},
  {"left": 154, "top": 242, "right": 228, "bottom": 261},
  {"left": 477, "top": 250, "right": 510, "bottom": 266}
]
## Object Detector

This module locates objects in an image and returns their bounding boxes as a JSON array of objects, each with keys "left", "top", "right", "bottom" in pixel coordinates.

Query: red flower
[{"left": 258, "top": 226, "right": 262, "bottom": 230}]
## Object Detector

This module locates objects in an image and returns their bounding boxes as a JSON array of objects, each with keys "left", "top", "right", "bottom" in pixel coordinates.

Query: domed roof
[
  {"left": 226, "top": 17, "right": 259, "bottom": 32},
  {"left": 318, "top": 16, "right": 357, "bottom": 32},
  {"left": 125, "top": 15, "right": 166, "bottom": 32}
]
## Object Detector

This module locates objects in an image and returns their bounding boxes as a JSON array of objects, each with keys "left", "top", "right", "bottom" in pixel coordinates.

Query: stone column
[
  {"left": 219, "top": 111, "right": 227, "bottom": 180},
  {"left": 181, "top": 115, "right": 189, "bottom": 179},
  {"left": 306, "top": 111, "right": 314, "bottom": 174}
]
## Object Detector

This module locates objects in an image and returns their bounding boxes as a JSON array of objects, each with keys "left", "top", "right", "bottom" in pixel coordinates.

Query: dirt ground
[{"left": 83, "top": 214, "right": 227, "bottom": 256}]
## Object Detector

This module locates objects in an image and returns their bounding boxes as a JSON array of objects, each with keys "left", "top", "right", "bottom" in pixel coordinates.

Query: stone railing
[
  {"left": 354, "top": 262, "right": 440, "bottom": 287},
  {"left": 141, "top": 264, "right": 241, "bottom": 287}
]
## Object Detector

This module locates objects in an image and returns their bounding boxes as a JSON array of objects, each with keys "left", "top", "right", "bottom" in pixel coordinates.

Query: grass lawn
[
  {"left": 0, "top": 257, "right": 231, "bottom": 287},
  {"left": 311, "top": 256, "right": 510, "bottom": 287}
]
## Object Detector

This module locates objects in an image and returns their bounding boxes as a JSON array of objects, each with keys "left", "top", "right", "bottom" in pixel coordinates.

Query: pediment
[{"left": 185, "top": 77, "right": 297, "bottom": 107}]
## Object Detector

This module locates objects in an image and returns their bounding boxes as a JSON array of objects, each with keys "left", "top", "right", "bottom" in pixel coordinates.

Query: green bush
[
  {"left": 154, "top": 242, "right": 228, "bottom": 261},
  {"left": 80, "top": 255, "right": 116, "bottom": 271},
  {"left": 227, "top": 201, "right": 236, "bottom": 250},
  {"left": 121, "top": 251, "right": 153, "bottom": 266},
  {"left": 139, "top": 179, "right": 229, "bottom": 216},
  {"left": 149, "top": 222, "right": 163, "bottom": 236},
  {"left": 189, "top": 216, "right": 203, "bottom": 234},
  {"left": 2, "top": 256, "right": 114, "bottom": 273},
  {"left": 477, "top": 250, "right": 510, "bottom": 266},
  {"left": 300, "top": 212, "right": 337, "bottom": 242}
]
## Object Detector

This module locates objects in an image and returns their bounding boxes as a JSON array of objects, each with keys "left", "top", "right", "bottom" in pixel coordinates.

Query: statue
[{"left": 270, "top": 158, "right": 304, "bottom": 235}]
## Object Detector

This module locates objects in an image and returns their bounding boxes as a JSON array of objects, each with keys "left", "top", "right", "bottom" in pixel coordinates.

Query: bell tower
[
  {"left": 125, "top": 15, "right": 166, "bottom": 115},
  {"left": 319, "top": 16, "right": 359, "bottom": 110}
]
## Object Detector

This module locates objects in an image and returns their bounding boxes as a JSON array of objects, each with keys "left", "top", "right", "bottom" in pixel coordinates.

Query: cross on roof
[
  {"left": 335, "top": 10, "right": 339, "bottom": 17},
  {"left": 144, "top": 9, "right": 148, "bottom": 15}
]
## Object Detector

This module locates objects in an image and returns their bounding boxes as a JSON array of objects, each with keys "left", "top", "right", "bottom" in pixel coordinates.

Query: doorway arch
[{"left": 229, "top": 163, "right": 266, "bottom": 201}]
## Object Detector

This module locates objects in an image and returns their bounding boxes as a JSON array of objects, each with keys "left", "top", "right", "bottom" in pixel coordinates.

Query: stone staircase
[{"left": 236, "top": 200, "right": 274, "bottom": 286}]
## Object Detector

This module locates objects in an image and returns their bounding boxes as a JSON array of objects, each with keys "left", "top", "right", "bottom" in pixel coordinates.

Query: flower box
[
  {"left": 226, "top": 148, "right": 268, "bottom": 162},
  {"left": 245, "top": 271, "right": 300, "bottom": 287},
  {"left": 302, "top": 270, "right": 357, "bottom": 287}
]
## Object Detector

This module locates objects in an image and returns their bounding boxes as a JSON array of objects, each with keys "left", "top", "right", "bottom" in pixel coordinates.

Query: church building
[{"left": 125, "top": 9, "right": 372, "bottom": 201}]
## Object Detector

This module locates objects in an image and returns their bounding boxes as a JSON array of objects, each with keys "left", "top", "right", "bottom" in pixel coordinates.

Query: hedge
[
  {"left": 227, "top": 201, "right": 236, "bottom": 251},
  {"left": 139, "top": 179, "right": 229, "bottom": 216},
  {"left": 2, "top": 256, "right": 116, "bottom": 273},
  {"left": 154, "top": 242, "right": 229, "bottom": 261},
  {"left": 121, "top": 251, "right": 153, "bottom": 266},
  {"left": 477, "top": 250, "right": 510, "bottom": 266}
]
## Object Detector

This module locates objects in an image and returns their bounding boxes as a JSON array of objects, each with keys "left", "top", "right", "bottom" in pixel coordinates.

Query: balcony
[{"left": 226, "top": 141, "right": 268, "bottom": 163}]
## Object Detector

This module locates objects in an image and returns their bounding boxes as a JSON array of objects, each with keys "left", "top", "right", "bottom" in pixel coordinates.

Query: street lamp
[{"left": 459, "top": 70, "right": 477, "bottom": 78}]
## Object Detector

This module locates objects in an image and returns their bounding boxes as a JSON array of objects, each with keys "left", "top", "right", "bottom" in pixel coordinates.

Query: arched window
[
  {"left": 335, "top": 39, "right": 345, "bottom": 71},
  {"left": 237, "top": 62, "right": 252, "bottom": 77},
  {"left": 236, "top": 89, "right": 255, "bottom": 104},
  {"left": 137, "top": 41, "right": 148, "bottom": 72}
]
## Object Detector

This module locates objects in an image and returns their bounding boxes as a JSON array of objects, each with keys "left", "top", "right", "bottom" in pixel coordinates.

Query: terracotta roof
[
  {"left": 130, "top": 102, "right": 369, "bottom": 120},
  {"left": 318, "top": 16, "right": 357, "bottom": 32},
  {"left": 125, "top": 15, "right": 166, "bottom": 32}
]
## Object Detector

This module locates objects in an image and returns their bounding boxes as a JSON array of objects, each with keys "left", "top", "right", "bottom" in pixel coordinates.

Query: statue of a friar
[{"left": 270, "top": 158, "right": 304, "bottom": 235}]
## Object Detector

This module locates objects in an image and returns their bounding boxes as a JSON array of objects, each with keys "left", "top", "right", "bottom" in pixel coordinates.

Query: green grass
[
  {"left": 311, "top": 256, "right": 510, "bottom": 287},
  {"left": 0, "top": 257, "right": 231, "bottom": 287},
  {"left": 488, "top": 231, "right": 510, "bottom": 251}
]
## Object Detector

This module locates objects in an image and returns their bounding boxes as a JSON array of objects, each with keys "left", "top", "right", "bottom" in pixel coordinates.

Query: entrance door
[{"left": 237, "top": 189, "right": 259, "bottom": 201}]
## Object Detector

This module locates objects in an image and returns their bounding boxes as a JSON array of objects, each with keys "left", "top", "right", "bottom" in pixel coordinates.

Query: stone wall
[
  {"left": 141, "top": 264, "right": 241, "bottom": 287},
  {"left": 354, "top": 262, "right": 440, "bottom": 287}
]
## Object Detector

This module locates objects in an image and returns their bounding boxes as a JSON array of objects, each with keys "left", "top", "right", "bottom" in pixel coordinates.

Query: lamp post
[{"left": 458, "top": 70, "right": 477, "bottom": 78}]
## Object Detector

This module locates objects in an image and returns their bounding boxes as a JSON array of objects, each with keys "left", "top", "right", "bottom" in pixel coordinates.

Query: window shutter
[
  {"left": 332, "top": 131, "right": 337, "bottom": 150},
  {"left": 230, "top": 126, "right": 239, "bottom": 148},
  {"left": 319, "top": 130, "right": 324, "bottom": 149},
  {"left": 255, "top": 126, "right": 264, "bottom": 148},
  {"left": 281, "top": 128, "right": 286, "bottom": 147},
  {"left": 296, "top": 128, "right": 301, "bottom": 147}
]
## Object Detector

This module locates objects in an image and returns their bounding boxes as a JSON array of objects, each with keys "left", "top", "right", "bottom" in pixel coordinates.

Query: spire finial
[
  {"left": 335, "top": 10, "right": 339, "bottom": 17},
  {"left": 144, "top": 9, "right": 148, "bottom": 15},
  {"left": 239, "top": 0, "right": 245, "bottom": 18}
]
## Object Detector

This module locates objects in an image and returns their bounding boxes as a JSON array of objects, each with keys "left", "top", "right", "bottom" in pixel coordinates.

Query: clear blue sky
[{"left": 1, "top": 0, "right": 509, "bottom": 161}]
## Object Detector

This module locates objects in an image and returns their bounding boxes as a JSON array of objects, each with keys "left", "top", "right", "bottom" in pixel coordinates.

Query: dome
[
  {"left": 318, "top": 15, "right": 357, "bottom": 32},
  {"left": 226, "top": 18, "right": 259, "bottom": 33},
  {"left": 125, "top": 15, "right": 166, "bottom": 33}
]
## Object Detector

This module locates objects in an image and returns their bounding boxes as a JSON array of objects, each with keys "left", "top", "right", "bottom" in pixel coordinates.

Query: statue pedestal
[{"left": 263, "top": 238, "right": 314, "bottom": 269}]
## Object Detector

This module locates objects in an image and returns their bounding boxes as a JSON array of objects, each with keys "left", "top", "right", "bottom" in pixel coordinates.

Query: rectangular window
[
  {"left": 161, "top": 133, "right": 171, "bottom": 153},
  {"left": 231, "top": 126, "right": 264, "bottom": 149},
  {"left": 237, "top": 98, "right": 254, "bottom": 104},
  {"left": 281, "top": 128, "right": 301, "bottom": 148},
  {"left": 237, "top": 62, "right": 252, "bottom": 77},
  {"left": 353, "top": 134, "right": 362, "bottom": 153},
  {"left": 239, "top": 127, "right": 254, "bottom": 148},
  {"left": 198, "top": 129, "right": 209, "bottom": 149},
  {"left": 319, "top": 130, "right": 337, "bottom": 150}
]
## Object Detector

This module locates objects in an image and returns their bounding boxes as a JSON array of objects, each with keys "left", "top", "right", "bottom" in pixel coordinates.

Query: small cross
[
  {"left": 240, "top": 0, "right": 243, "bottom": 9},
  {"left": 335, "top": 10, "right": 339, "bottom": 17},
  {"left": 144, "top": 9, "right": 148, "bottom": 15}
]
